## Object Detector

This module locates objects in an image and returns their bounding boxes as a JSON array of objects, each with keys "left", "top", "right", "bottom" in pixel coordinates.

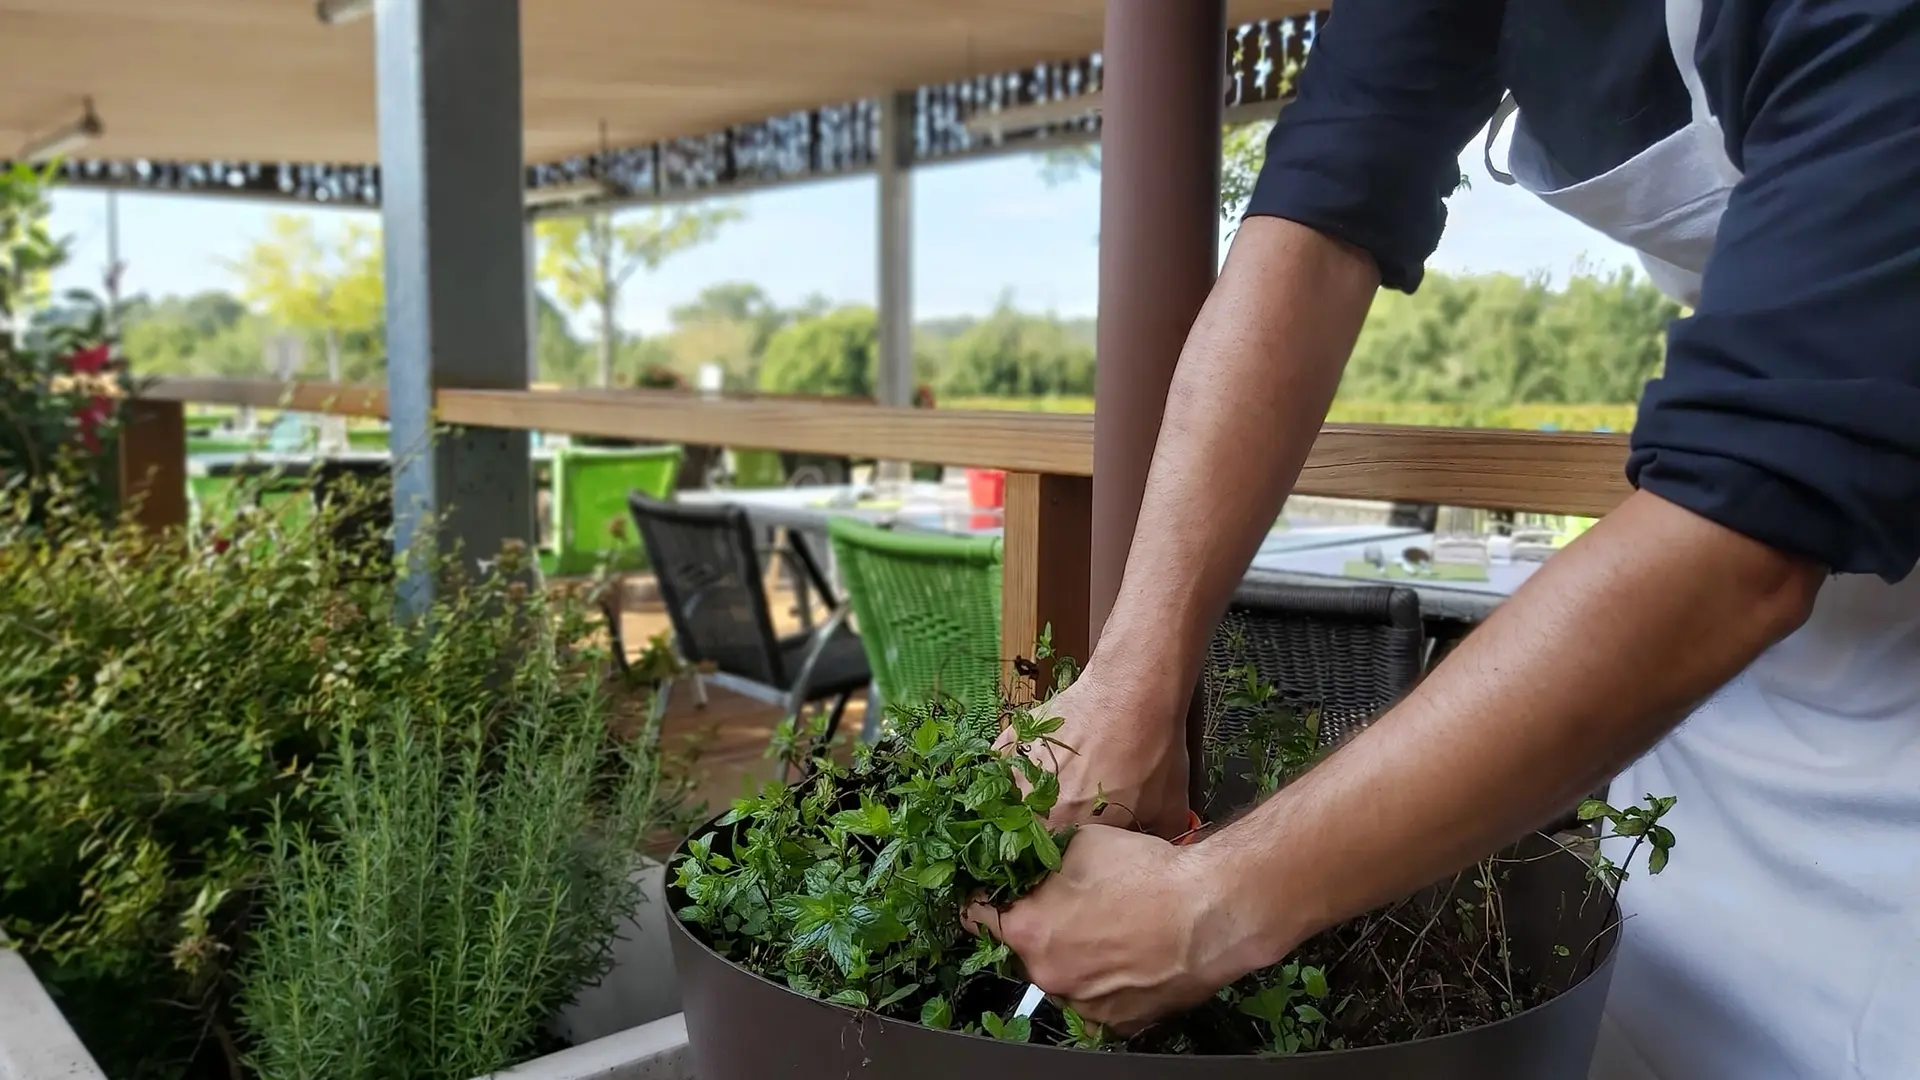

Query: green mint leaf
[
  {"left": 915, "top": 861, "right": 955, "bottom": 890},
  {"left": 1301, "top": 966, "right": 1329, "bottom": 1000},
  {"left": 1027, "top": 820, "right": 1061, "bottom": 871}
]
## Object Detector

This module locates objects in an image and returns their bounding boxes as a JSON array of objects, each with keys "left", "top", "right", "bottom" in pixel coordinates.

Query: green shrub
[
  {"left": 2, "top": 162, "right": 126, "bottom": 523},
  {"left": 0, "top": 485, "right": 677, "bottom": 1079},
  {"left": 756, "top": 305, "right": 876, "bottom": 399},
  {"left": 0, "top": 491, "right": 382, "bottom": 1078}
]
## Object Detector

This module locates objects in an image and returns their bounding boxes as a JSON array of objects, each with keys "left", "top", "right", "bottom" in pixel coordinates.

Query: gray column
[
  {"left": 1089, "top": 0, "right": 1225, "bottom": 642},
  {"left": 875, "top": 90, "right": 915, "bottom": 408},
  {"left": 376, "top": 0, "right": 535, "bottom": 604}
]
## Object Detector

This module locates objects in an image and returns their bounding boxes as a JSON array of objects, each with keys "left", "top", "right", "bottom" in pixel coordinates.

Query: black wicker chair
[
  {"left": 626, "top": 494, "right": 870, "bottom": 743},
  {"left": 311, "top": 459, "right": 393, "bottom": 574},
  {"left": 1200, "top": 579, "right": 1425, "bottom": 815}
]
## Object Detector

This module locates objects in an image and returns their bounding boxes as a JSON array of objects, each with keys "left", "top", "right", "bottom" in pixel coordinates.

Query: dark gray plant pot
[{"left": 667, "top": 829, "right": 1620, "bottom": 1079}]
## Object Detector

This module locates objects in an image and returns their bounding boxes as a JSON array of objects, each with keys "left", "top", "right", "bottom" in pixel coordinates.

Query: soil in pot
[{"left": 668, "top": 697, "right": 1653, "bottom": 1077}]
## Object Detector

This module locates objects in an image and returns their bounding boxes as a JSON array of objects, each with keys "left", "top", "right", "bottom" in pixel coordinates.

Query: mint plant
[
  {"left": 675, "top": 652, "right": 1675, "bottom": 1055},
  {"left": 674, "top": 699, "right": 1070, "bottom": 1030},
  {"left": 1577, "top": 794, "right": 1678, "bottom": 887}
]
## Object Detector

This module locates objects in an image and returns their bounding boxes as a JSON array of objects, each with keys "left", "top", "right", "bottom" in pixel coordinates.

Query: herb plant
[
  {"left": 238, "top": 619, "right": 668, "bottom": 1080},
  {"left": 675, "top": 701, "right": 1068, "bottom": 1031},
  {"left": 676, "top": 647, "right": 1677, "bottom": 1055},
  {"left": 3, "top": 483, "right": 686, "bottom": 1079}
]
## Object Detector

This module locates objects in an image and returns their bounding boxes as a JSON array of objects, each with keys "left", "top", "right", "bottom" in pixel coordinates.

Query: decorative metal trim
[
  {"left": 24, "top": 11, "right": 1324, "bottom": 211},
  {"left": 43, "top": 157, "right": 383, "bottom": 207}
]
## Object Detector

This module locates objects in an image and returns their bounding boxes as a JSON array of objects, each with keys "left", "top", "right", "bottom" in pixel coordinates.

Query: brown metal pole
[
  {"left": 1091, "top": 0, "right": 1224, "bottom": 639},
  {"left": 1092, "top": 1, "right": 1224, "bottom": 815}
]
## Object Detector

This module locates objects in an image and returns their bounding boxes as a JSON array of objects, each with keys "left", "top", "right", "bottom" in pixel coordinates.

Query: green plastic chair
[
  {"left": 548, "top": 445, "right": 684, "bottom": 576},
  {"left": 187, "top": 471, "right": 311, "bottom": 533},
  {"left": 187, "top": 435, "right": 259, "bottom": 456},
  {"left": 826, "top": 517, "right": 1003, "bottom": 734},
  {"left": 345, "top": 428, "right": 389, "bottom": 452},
  {"left": 727, "top": 447, "right": 787, "bottom": 489}
]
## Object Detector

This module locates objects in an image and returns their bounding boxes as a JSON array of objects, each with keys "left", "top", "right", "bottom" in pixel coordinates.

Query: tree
[
  {"left": 118, "top": 292, "right": 270, "bottom": 378},
  {"left": 1339, "top": 267, "right": 1679, "bottom": 407},
  {"left": 0, "top": 163, "right": 65, "bottom": 348},
  {"left": 535, "top": 205, "right": 740, "bottom": 388},
  {"left": 532, "top": 292, "right": 592, "bottom": 387},
  {"left": 225, "top": 214, "right": 385, "bottom": 381},
  {"left": 938, "top": 295, "right": 1096, "bottom": 398},
  {"left": 660, "top": 282, "right": 788, "bottom": 388},
  {"left": 756, "top": 306, "right": 877, "bottom": 399}
]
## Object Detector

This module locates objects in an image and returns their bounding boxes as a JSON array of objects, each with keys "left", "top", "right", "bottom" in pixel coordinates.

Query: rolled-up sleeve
[
  {"left": 1243, "top": 0, "right": 1506, "bottom": 293},
  {"left": 1628, "top": 1, "right": 1920, "bottom": 581}
]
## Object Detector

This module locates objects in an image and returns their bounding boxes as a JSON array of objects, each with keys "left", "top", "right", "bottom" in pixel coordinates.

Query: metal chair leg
[{"left": 822, "top": 691, "right": 853, "bottom": 747}]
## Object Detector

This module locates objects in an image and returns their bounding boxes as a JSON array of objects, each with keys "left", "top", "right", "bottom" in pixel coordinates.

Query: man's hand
[
  {"left": 963, "top": 825, "right": 1260, "bottom": 1034},
  {"left": 995, "top": 674, "right": 1191, "bottom": 838}
]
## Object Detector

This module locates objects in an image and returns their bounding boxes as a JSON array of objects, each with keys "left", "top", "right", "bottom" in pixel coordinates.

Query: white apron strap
[{"left": 1483, "top": 93, "right": 1521, "bottom": 186}]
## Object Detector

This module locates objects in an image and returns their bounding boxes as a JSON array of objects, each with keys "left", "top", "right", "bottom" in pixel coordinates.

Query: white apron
[{"left": 1486, "top": 4, "right": 1920, "bottom": 1078}]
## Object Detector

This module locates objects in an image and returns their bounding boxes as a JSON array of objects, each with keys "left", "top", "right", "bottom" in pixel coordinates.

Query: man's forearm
[
  {"left": 1190, "top": 490, "right": 1824, "bottom": 973},
  {"left": 1087, "top": 217, "right": 1381, "bottom": 717}
]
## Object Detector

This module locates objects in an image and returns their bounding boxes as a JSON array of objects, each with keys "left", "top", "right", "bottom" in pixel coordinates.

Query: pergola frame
[{"left": 88, "top": 1, "right": 1638, "bottom": 762}]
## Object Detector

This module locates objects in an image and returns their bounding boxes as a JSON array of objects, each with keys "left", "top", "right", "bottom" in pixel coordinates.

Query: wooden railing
[{"left": 128, "top": 378, "right": 1634, "bottom": 679}]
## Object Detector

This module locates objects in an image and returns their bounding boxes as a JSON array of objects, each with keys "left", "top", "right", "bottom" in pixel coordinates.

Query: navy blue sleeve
[
  {"left": 1241, "top": 1, "right": 1506, "bottom": 293},
  {"left": 1628, "top": 0, "right": 1920, "bottom": 581}
]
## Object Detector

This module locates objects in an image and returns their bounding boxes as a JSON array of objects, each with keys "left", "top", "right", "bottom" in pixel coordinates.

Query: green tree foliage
[
  {"left": 756, "top": 304, "right": 879, "bottom": 398},
  {"left": 1341, "top": 267, "right": 1678, "bottom": 407},
  {"left": 533, "top": 291, "right": 593, "bottom": 386},
  {"left": 536, "top": 206, "right": 740, "bottom": 388},
  {"left": 934, "top": 297, "right": 1096, "bottom": 398},
  {"left": 660, "top": 282, "right": 792, "bottom": 389},
  {"left": 119, "top": 292, "right": 269, "bottom": 378},
  {"left": 1, "top": 164, "right": 123, "bottom": 521},
  {"left": 225, "top": 215, "right": 386, "bottom": 382}
]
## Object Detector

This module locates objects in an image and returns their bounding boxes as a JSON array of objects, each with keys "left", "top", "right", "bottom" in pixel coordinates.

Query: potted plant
[{"left": 668, "top": 673, "right": 1672, "bottom": 1078}]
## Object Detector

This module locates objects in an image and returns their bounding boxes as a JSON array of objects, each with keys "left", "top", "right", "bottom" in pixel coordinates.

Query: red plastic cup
[{"left": 966, "top": 468, "right": 1006, "bottom": 510}]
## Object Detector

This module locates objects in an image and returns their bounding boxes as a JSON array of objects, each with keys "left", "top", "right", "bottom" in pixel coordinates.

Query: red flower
[
  {"left": 63, "top": 344, "right": 114, "bottom": 453},
  {"left": 66, "top": 343, "right": 110, "bottom": 374}
]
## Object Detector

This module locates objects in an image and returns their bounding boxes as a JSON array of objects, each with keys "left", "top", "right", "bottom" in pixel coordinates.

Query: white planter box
[
  {"left": 0, "top": 933, "right": 108, "bottom": 1080},
  {"left": 482, "top": 1013, "right": 689, "bottom": 1080},
  {"left": 0, "top": 865, "right": 685, "bottom": 1080},
  {"left": 552, "top": 860, "right": 682, "bottom": 1044},
  {"left": 481, "top": 859, "right": 692, "bottom": 1079}
]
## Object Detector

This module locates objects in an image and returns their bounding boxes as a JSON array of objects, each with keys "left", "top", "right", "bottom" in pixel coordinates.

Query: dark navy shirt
[{"left": 1246, "top": 1, "right": 1920, "bottom": 582}]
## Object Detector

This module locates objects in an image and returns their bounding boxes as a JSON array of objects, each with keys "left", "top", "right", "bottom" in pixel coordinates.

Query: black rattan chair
[
  {"left": 626, "top": 494, "right": 870, "bottom": 743},
  {"left": 1203, "top": 578, "right": 1426, "bottom": 750},
  {"left": 311, "top": 459, "right": 393, "bottom": 574},
  {"left": 1200, "top": 578, "right": 1425, "bottom": 816}
]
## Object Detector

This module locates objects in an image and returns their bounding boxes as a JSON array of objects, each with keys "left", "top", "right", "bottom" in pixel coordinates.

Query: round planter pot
[{"left": 667, "top": 830, "right": 1619, "bottom": 1080}]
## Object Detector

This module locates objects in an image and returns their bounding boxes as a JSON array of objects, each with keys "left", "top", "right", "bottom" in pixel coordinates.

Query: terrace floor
[{"left": 599, "top": 572, "right": 870, "bottom": 837}]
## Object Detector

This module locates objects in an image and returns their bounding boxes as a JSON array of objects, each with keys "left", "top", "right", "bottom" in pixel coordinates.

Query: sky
[{"left": 48, "top": 122, "right": 1639, "bottom": 338}]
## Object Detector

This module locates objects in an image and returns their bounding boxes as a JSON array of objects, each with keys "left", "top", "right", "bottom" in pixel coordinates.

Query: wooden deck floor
[{"left": 607, "top": 573, "right": 869, "bottom": 826}]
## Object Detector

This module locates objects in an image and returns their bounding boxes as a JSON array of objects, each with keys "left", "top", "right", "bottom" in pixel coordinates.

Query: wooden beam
[
  {"left": 117, "top": 398, "right": 188, "bottom": 532},
  {"left": 144, "top": 378, "right": 389, "bottom": 418},
  {"left": 1294, "top": 425, "right": 1632, "bottom": 519},
  {"left": 434, "top": 387, "right": 1098, "bottom": 476},
  {"left": 1001, "top": 472, "right": 1093, "bottom": 701},
  {"left": 145, "top": 379, "right": 1636, "bottom": 517}
]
